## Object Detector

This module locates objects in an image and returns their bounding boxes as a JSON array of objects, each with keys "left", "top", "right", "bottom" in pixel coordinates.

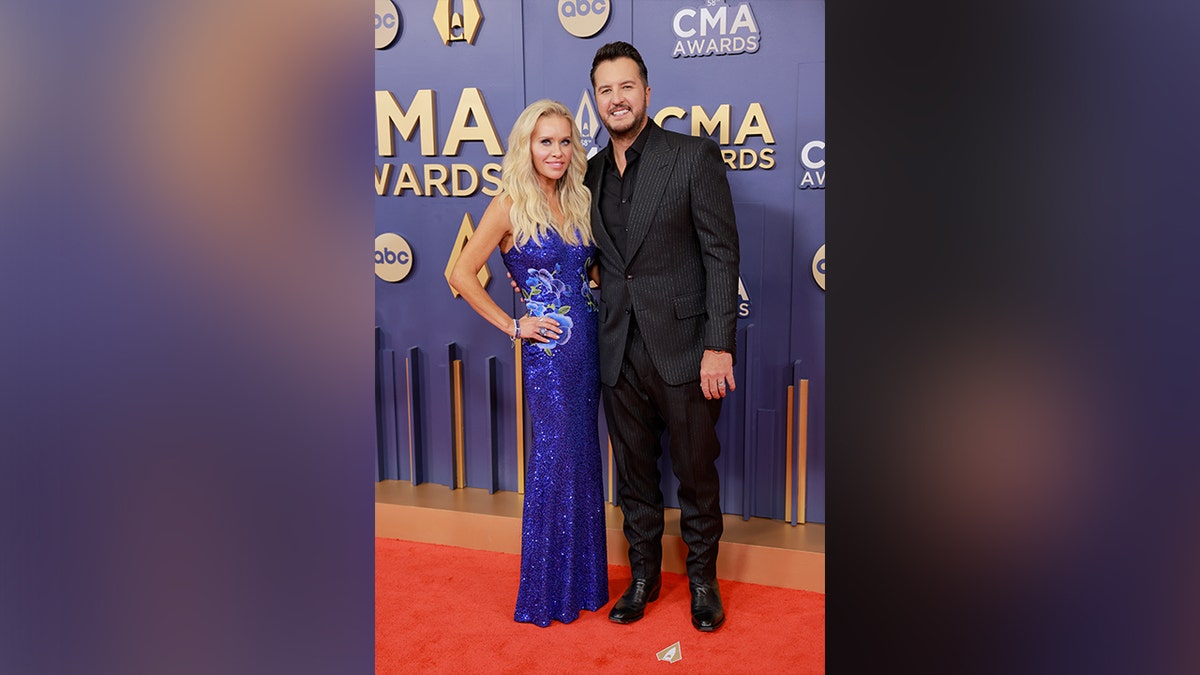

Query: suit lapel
[{"left": 624, "top": 124, "right": 676, "bottom": 262}]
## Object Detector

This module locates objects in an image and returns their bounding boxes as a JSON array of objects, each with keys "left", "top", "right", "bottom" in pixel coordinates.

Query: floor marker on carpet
[{"left": 657, "top": 641, "right": 683, "bottom": 664}]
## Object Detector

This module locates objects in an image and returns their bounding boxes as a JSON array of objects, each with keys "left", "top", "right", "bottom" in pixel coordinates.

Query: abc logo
[
  {"left": 375, "top": 233, "right": 413, "bottom": 282},
  {"left": 375, "top": 0, "right": 401, "bottom": 50},
  {"left": 559, "top": 0, "right": 610, "bottom": 38},
  {"left": 812, "top": 244, "right": 825, "bottom": 291}
]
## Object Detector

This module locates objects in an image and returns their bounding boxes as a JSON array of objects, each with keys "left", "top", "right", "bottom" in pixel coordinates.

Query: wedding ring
[
  {"left": 540, "top": 328, "right": 547, "bottom": 337},
  {"left": 718, "top": 381, "right": 726, "bottom": 388}
]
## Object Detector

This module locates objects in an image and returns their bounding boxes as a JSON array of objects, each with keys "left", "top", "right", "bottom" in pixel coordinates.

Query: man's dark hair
[{"left": 589, "top": 41, "right": 649, "bottom": 88}]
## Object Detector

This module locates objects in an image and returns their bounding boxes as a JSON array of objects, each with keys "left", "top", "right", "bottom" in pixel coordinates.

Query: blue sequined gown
[{"left": 501, "top": 231, "right": 608, "bottom": 627}]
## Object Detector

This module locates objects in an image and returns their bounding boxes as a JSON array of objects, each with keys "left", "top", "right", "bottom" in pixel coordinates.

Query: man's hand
[{"left": 700, "top": 350, "right": 735, "bottom": 400}]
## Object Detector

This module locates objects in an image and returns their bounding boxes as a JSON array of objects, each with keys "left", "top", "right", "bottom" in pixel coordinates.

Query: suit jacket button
[
  {"left": 626, "top": 274, "right": 633, "bottom": 280},
  {"left": 624, "top": 309, "right": 630, "bottom": 314}
]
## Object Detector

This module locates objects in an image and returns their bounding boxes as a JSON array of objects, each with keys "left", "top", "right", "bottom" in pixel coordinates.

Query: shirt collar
[{"left": 604, "top": 120, "right": 655, "bottom": 169}]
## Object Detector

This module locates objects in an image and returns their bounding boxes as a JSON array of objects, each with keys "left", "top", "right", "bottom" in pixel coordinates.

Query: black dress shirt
[{"left": 599, "top": 122, "right": 653, "bottom": 260}]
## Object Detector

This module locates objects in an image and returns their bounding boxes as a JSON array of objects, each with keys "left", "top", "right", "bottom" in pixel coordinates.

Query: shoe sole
[
  {"left": 608, "top": 613, "right": 642, "bottom": 624},
  {"left": 692, "top": 616, "right": 725, "bottom": 632}
]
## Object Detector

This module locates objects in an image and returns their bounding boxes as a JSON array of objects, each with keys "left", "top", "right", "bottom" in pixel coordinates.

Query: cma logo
[
  {"left": 375, "top": 88, "right": 504, "bottom": 157},
  {"left": 375, "top": 0, "right": 401, "bottom": 50},
  {"left": 672, "top": 1, "right": 761, "bottom": 58},
  {"left": 653, "top": 102, "right": 775, "bottom": 170},
  {"left": 433, "top": 0, "right": 483, "bottom": 45},
  {"left": 799, "top": 140, "right": 825, "bottom": 189},
  {"left": 738, "top": 277, "right": 752, "bottom": 318},
  {"left": 575, "top": 89, "right": 603, "bottom": 158},
  {"left": 375, "top": 233, "right": 413, "bottom": 282}
]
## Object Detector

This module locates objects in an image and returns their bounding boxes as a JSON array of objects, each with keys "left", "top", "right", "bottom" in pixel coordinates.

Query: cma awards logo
[
  {"left": 375, "top": 233, "right": 413, "bottom": 282},
  {"left": 672, "top": 0, "right": 761, "bottom": 58},
  {"left": 799, "top": 140, "right": 824, "bottom": 189},
  {"left": 375, "top": 0, "right": 401, "bottom": 50},
  {"left": 575, "top": 90, "right": 603, "bottom": 159},
  {"left": 558, "top": 0, "right": 610, "bottom": 38},
  {"left": 738, "top": 277, "right": 752, "bottom": 318},
  {"left": 433, "top": 0, "right": 483, "bottom": 46}
]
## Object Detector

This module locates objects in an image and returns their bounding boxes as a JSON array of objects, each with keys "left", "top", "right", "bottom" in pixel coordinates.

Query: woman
[{"left": 448, "top": 99, "right": 607, "bottom": 627}]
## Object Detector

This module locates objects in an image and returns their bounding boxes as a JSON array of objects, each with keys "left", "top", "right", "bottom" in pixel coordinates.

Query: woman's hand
[{"left": 517, "top": 314, "right": 562, "bottom": 343}]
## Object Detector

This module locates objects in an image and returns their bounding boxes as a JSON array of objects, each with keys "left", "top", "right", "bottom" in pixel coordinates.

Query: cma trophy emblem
[
  {"left": 656, "top": 641, "right": 682, "bottom": 664},
  {"left": 575, "top": 89, "right": 603, "bottom": 159},
  {"left": 433, "top": 0, "right": 483, "bottom": 45},
  {"left": 738, "top": 277, "right": 752, "bottom": 318}
]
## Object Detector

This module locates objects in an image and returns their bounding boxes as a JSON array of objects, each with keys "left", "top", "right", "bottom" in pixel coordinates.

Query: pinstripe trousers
[{"left": 602, "top": 319, "right": 724, "bottom": 583}]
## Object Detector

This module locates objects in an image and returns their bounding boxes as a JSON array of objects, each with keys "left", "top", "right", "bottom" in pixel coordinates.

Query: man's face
[{"left": 593, "top": 57, "right": 650, "bottom": 140}]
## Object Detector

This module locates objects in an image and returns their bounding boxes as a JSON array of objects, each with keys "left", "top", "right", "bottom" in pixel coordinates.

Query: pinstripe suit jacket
[{"left": 586, "top": 121, "right": 740, "bottom": 388}]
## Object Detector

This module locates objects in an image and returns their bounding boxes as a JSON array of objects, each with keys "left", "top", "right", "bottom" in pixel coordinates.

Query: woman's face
[{"left": 529, "top": 115, "right": 573, "bottom": 186}]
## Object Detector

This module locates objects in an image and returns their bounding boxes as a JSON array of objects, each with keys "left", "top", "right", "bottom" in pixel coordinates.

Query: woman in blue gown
[{"left": 448, "top": 99, "right": 608, "bottom": 627}]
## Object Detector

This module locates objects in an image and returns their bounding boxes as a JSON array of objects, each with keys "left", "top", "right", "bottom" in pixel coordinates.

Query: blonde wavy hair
[{"left": 500, "top": 99, "right": 593, "bottom": 248}]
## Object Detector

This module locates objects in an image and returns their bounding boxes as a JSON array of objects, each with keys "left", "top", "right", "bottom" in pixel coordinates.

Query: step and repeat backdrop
[{"left": 375, "top": 0, "right": 824, "bottom": 523}]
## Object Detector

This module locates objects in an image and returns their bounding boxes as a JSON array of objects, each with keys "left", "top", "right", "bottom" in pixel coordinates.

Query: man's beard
[{"left": 603, "top": 108, "right": 647, "bottom": 142}]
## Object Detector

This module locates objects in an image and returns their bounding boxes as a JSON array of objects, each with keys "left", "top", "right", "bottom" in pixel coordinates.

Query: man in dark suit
[{"left": 586, "top": 41, "right": 739, "bottom": 632}]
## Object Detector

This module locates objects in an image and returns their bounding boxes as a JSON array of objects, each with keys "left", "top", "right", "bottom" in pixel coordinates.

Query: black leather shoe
[
  {"left": 690, "top": 580, "right": 725, "bottom": 631},
  {"left": 608, "top": 576, "right": 662, "bottom": 624}
]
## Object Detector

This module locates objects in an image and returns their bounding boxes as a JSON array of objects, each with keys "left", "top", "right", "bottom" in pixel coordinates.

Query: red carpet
[{"left": 376, "top": 538, "right": 824, "bottom": 674}]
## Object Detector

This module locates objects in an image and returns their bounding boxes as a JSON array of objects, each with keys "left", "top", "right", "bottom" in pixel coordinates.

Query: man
[{"left": 586, "top": 41, "right": 739, "bottom": 632}]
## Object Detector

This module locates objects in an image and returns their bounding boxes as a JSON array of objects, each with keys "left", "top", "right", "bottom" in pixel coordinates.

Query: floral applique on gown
[{"left": 501, "top": 230, "right": 608, "bottom": 627}]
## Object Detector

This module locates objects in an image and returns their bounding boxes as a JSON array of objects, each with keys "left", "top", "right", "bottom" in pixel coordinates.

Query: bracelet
[{"left": 510, "top": 318, "right": 520, "bottom": 344}]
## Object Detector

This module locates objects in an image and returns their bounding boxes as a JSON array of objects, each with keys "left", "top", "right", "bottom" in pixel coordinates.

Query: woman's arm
[{"left": 448, "top": 195, "right": 559, "bottom": 343}]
